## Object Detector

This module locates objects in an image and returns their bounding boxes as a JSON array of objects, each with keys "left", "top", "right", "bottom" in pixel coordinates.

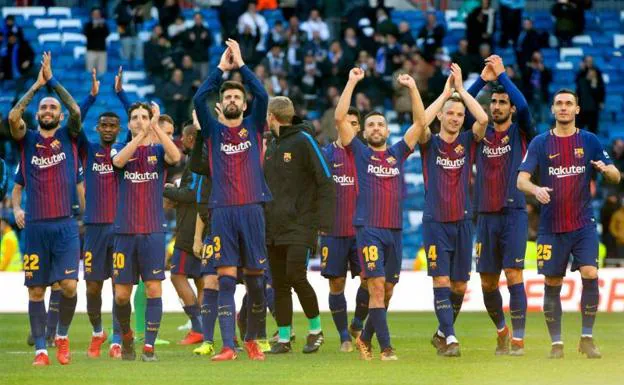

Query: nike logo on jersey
[
  {"left": 36, "top": 143, "right": 47, "bottom": 149},
  {"left": 333, "top": 163, "right": 343, "bottom": 168},
  {"left": 549, "top": 153, "right": 560, "bottom": 159},
  {"left": 95, "top": 153, "right": 106, "bottom": 158},
  {"left": 152, "top": 269, "right": 162, "bottom": 274},
  {"left": 170, "top": 265, "right": 176, "bottom": 269},
  {"left": 258, "top": 258, "right": 267, "bottom": 264},
  {"left": 370, "top": 155, "right": 381, "bottom": 161},
  {"left": 515, "top": 258, "right": 524, "bottom": 263},
  {"left": 64, "top": 269, "right": 76, "bottom": 274}
]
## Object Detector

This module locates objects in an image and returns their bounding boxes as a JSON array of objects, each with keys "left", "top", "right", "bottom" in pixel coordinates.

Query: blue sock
[
  {"left": 450, "top": 291, "right": 464, "bottom": 323},
  {"left": 265, "top": 284, "right": 275, "bottom": 318},
  {"left": 581, "top": 278, "right": 599, "bottom": 336},
  {"left": 144, "top": 298, "right": 162, "bottom": 347},
  {"left": 369, "top": 308, "right": 391, "bottom": 350},
  {"left": 111, "top": 289, "right": 121, "bottom": 344},
  {"left": 29, "top": 300, "right": 47, "bottom": 351},
  {"left": 351, "top": 286, "right": 369, "bottom": 330},
  {"left": 244, "top": 274, "right": 266, "bottom": 341},
  {"left": 483, "top": 288, "right": 506, "bottom": 330},
  {"left": 508, "top": 283, "right": 527, "bottom": 339},
  {"left": 45, "top": 289, "right": 62, "bottom": 339},
  {"left": 217, "top": 275, "right": 237, "bottom": 349},
  {"left": 329, "top": 293, "right": 350, "bottom": 342},
  {"left": 56, "top": 294, "right": 77, "bottom": 337},
  {"left": 183, "top": 304, "right": 202, "bottom": 334},
  {"left": 360, "top": 316, "right": 375, "bottom": 343},
  {"left": 434, "top": 287, "right": 455, "bottom": 338},
  {"left": 87, "top": 292, "right": 103, "bottom": 333},
  {"left": 201, "top": 288, "right": 218, "bottom": 343},
  {"left": 114, "top": 301, "right": 132, "bottom": 336},
  {"left": 544, "top": 284, "right": 563, "bottom": 343}
]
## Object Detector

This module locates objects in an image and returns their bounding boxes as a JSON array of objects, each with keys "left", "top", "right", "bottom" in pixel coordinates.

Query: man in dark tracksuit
[
  {"left": 164, "top": 124, "right": 205, "bottom": 345},
  {"left": 264, "top": 96, "right": 336, "bottom": 354}
]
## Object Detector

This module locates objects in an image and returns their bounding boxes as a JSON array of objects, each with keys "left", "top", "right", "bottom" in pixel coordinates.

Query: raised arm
[
  {"left": 112, "top": 131, "right": 147, "bottom": 169},
  {"left": 335, "top": 68, "right": 364, "bottom": 146},
  {"left": 450, "top": 63, "right": 488, "bottom": 141},
  {"left": 422, "top": 74, "right": 454, "bottom": 144},
  {"left": 462, "top": 62, "right": 495, "bottom": 129},
  {"left": 42, "top": 52, "right": 82, "bottom": 137},
  {"left": 79, "top": 68, "right": 100, "bottom": 122},
  {"left": 193, "top": 48, "right": 233, "bottom": 137},
  {"left": 397, "top": 74, "right": 425, "bottom": 150},
  {"left": 114, "top": 66, "right": 132, "bottom": 114},
  {"left": 9, "top": 68, "right": 46, "bottom": 140},
  {"left": 150, "top": 102, "right": 181, "bottom": 165}
]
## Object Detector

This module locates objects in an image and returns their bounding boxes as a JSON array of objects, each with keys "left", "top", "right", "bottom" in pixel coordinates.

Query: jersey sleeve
[
  {"left": 391, "top": 139, "right": 414, "bottom": 161},
  {"left": 13, "top": 162, "right": 24, "bottom": 185},
  {"left": 110, "top": 143, "right": 125, "bottom": 170},
  {"left": 590, "top": 134, "right": 613, "bottom": 165},
  {"left": 518, "top": 136, "right": 541, "bottom": 174},
  {"left": 193, "top": 68, "right": 224, "bottom": 138},
  {"left": 345, "top": 138, "right": 367, "bottom": 159}
]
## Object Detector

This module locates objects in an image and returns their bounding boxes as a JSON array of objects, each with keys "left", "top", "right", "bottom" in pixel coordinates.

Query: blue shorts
[
  {"left": 23, "top": 217, "right": 80, "bottom": 287},
  {"left": 320, "top": 236, "right": 361, "bottom": 278},
  {"left": 476, "top": 209, "right": 528, "bottom": 273},
  {"left": 112, "top": 233, "right": 166, "bottom": 285},
  {"left": 356, "top": 227, "right": 402, "bottom": 284},
  {"left": 171, "top": 247, "right": 202, "bottom": 279},
  {"left": 200, "top": 235, "right": 216, "bottom": 276},
  {"left": 83, "top": 224, "right": 114, "bottom": 281},
  {"left": 211, "top": 204, "right": 268, "bottom": 271},
  {"left": 423, "top": 220, "right": 473, "bottom": 282},
  {"left": 536, "top": 224, "right": 599, "bottom": 277}
]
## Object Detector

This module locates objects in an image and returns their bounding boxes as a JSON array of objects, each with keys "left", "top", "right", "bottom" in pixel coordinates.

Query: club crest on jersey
[
  {"left": 283, "top": 152, "right": 292, "bottom": 162},
  {"left": 386, "top": 156, "right": 397, "bottom": 165},
  {"left": 501, "top": 135, "right": 510, "bottom": 144},
  {"left": 238, "top": 128, "right": 249, "bottom": 139},
  {"left": 147, "top": 155, "right": 158, "bottom": 165},
  {"left": 574, "top": 148, "right": 584, "bottom": 159},
  {"left": 454, "top": 144, "right": 464, "bottom": 155},
  {"left": 50, "top": 139, "right": 61, "bottom": 151}
]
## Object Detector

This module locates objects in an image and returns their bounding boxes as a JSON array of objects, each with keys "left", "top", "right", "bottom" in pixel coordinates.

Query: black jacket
[
  {"left": 189, "top": 132, "right": 212, "bottom": 238},
  {"left": 264, "top": 119, "right": 336, "bottom": 247},
  {"left": 164, "top": 159, "right": 201, "bottom": 254}
]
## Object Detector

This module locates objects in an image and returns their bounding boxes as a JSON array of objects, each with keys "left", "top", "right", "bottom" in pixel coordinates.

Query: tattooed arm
[
  {"left": 42, "top": 52, "right": 82, "bottom": 137},
  {"left": 8, "top": 69, "right": 46, "bottom": 141}
]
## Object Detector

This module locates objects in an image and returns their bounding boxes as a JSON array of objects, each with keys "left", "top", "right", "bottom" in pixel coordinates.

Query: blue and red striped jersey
[
  {"left": 323, "top": 142, "right": 357, "bottom": 237},
  {"left": 420, "top": 131, "right": 475, "bottom": 223},
  {"left": 77, "top": 133, "right": 117, "bottom": 224},
  {"left": 518, "top": 129, "right": 611, "bottom": 233},
  {"left": 111, "top": 143, "right": 167, "bottom": 234},
  {"left": 348, "top": 139, "right": 413, "bottom": 229},
  {"left": 17, "top": 127, "right": 80, "bottom": 223},
  {"left": 475, "top": 125, "right": 529, "bottom": 212},
  {"left": 194, "top": 65, "right": 272, "bottom": 208}
]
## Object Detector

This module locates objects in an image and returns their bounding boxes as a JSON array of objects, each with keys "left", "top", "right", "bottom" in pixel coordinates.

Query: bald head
[{"left": 37, "top": 96, "right": 63, "bottom": 131}]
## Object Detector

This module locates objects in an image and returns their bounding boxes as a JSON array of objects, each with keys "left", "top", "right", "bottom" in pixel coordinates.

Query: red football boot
[
  {"left": 244, "top": 340, "right": 265, "bottom": 361},
  {"left": 32, "top": 352, "right": 50, "bottom": 366},
  {"left": 211, "top": 347, "right": 238, "bottom": 361},
  {"left": 178, "top": 330, "right": 204, "bottom": 345},
  {"left": 109, "top": 344, "right": 122, "bottom": 359},
  {"left": 87, "top": 332, "right": 108, "bottom": 358},
  {"left": 55, "top": 337, "right": 71, "bottom": 365}
]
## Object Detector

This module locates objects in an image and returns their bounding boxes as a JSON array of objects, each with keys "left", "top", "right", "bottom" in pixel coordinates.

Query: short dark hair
[
  {"left": 158, "top": 114, "right": 174, "bottom": 126},
  {"left": 364, "top": 111, "right": 385, "bottom": 124},
  {"left": 347, "top": 107, "right": 361, "bottom": 121},
  {"left": 128, "top": 102, "right": 153, "bottom": 119},
  {"left": 490, "top": 85, "right": 514, "bottom": 106},
  {"left": 219, "top": 81, "right": 247, "bottom": 101},
  {"left": 98, "top": 111, "right": 120, "bottom": 121},
  {"left": 553, "top": 88, "right": 578, "bottom": 104}
]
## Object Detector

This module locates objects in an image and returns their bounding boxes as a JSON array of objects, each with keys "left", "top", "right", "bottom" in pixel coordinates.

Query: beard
[
  {"left": 39, "top": 117, "right": 60, "bottom": 130},
  {"left": 223, "top": 104, "right": 243, "bottom": 119},
  {"left": 492, "top": 112, "right": 511, "bottom": 125},
  {"left": 367, "top": 135, "right": 386, "bottom": 148}
]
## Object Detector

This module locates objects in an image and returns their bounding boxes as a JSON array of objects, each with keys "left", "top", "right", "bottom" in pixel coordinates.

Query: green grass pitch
[{"left": 1, "top": 312, "right": 622, "bottom": 385}]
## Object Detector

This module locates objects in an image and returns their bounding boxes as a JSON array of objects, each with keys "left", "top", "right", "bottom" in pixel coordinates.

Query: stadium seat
[
  {"left": 62, "top": 32, "right": 87, "bottom": 45},
  {"left": 38, "top": 32, "right": 62, "bottom": 45},
  {"left": 137, "top": 85, "right": 156, "bottom": 98},
  {"left": 47, "top": 7, "right": 71, "bottom": 19},
  {"left": 33, "top": 18, "right": 58, "bottom": 30},
  {"left": 555, "top": 61, "right": 574, "bottom": 70},
  {"left": 59, "top": 19, "right": 82, "bottom": 31},
  {"left": 572, "top": 35, "right": 593, "bottom": 46},
  {"left": 2, "top": 6, "right": 46, "bottom": 20},
  {"left": 73, "top": 46, "right": 86, "bottom": 61},
  {"left": 447, "top": 21, "right": 466, "bottom": 30},
  {"left": 122, "top": 71, "right": 146, "bottom": 82},
  {"left": 560, "top": 47, "right": 584, "bottom": 61},
  {"left": 614, "top": 34, "right": 624, "bottom": 49}
]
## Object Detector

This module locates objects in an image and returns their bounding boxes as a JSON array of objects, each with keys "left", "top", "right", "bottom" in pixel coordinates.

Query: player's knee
[
  {"left": 579, "top": 266, "right": 598, "bottom": 280},
  {"left": 60, "top": 279, "right": 77, "bottom": 296},
  {"left": 480, "top": 275, "right": 499, "bottom": 292},
  {"left": 203, "top": 275, "right": 219, "bottom": 290},
  {"left": 51, "top": 282, "right": 61, "bottom": 290},
  {"left": 329, "top": 277, "right": 346, "bottom": 294},
  {"left": 28, "top": 286, "right": 46, "bottom": 301},
  {"left": 432, "top": 276, "right": 450, "bottom": 288},
  {"left": 383, "top": 286, "right": 394, "bottom": 305},
  {"left": 144, "top": 281, "right": 162, "bottom": 298},
  {"left": 86, "top": 282, "right": 102, "bottom": 296},
  {"left": 368, "top": 280, "right": 385, "bottom": 302},
  {"left": 504, "top": 268, "right": 523, "bottom": 285},
  {"left": 545, "top": 276, "right": 564, "bottom": 286},
  {"left": 451, "top": 281, "right": 467, "bottom": 295}
]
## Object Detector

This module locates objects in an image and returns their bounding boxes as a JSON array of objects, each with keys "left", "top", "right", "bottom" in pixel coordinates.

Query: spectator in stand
[
  {"left": 220, "top": 0, "right": 249, "bottom": 41},
  {"left": 168, "top": 16, "right": 187, "bottom": 46},
  {"left": 300, "top": 52, "right": 323, "bottom": 109},
  {"left": 275, "top": 74, "right": 304, "bottom": 113},
  {"left": 522, "top": 50, "right": 552, "bottom": 126},
  {"left": 607, "top": 138, "right": 624, "bottom": 195},
  {"left": 180, "top": 55, "right": 201, "bottom": 91},
  {"left": 379, "top": 32, "right": 402, "bottom": 76},
  {"left": 354, "top": 92, "right": 372, "bottom": 118},
  {"left": 115, "top": 0, "right": 144, "bottom": 67},
  {"left": 450, "top": 39, "right": 478, "bottom": 79},
  {"left": 477, "top": 42, "right": 492, "bottom": 71},
  {"left": 551, "top": 0, "right": 583, "bottom": 47},
  {"left": 2, "top": 15, "right": 24, "bottom": 41},
  {"left": 576, "top": 67, "right": 605, "bottom": 134},
  {"left": 286, "top": 28, "right": 304, "bottom": 76},
  {"left": 286, "top": 15, "right": 306, "bottom": 44},
  {"left": 342, "top": 27, "right": 360, "bottom": 61},
  {"left": 301, "top": 8, "right": 330, "bottom": 42},
  {"left": 238, "top": 2, "right": 269, "bottom": 51},
  {"left": 505, "top": 64, "right": 523, "bottom": 89},
  {"left": 498, "top": 0, "right": 524, "bottom": 48},
  {"left": 159, "top": 0, "right": 181, "bottom": 33},
  {"left": 163, "top": 69, "right": 191, "bottom": 133},
  {"left": 318, "top": 0, "right": 342, "bottom": 41},
  {"left": 321, "top": 40, "right": 351, "bottom": 86},
  {"left": 144, "top": 25, "right": 175, "bottom": 87},
  {"left": 183, "top": 13, "right": 212, "bottom": 80},
  {"left": 304, "top": 30, "right": 329, "bottom": 62},
  {"left": 237, "top": 24, "right": 261, "bottom": 66},
  {"left": 417, "top": 12, "right": 445, "bottom": 58},
  {"left": 515, "top": 18, "right": 542, "bottom": 72},
  {"left": 268, "top": 20, "right": 288, "bottom": 48},
  {"left": 398, "top": 21, "right": 416, "bottom": 48},
  {"left": 375, "top": 8, "right": 397, "bottom": 37},
  {"left": 609, "top": 201, "right": 624, "bottom": 260},
  {"left": 1, "top": 33, "right": 34, "bottom": 82},
  {"left": 83, "top": 7, "right": 110, "bottom": 74},
  {"left": 359, "top": 55, "right": 388, "bottom": 109},
  {"left": 261, "top": 43, "right": 290, "bottom": 78},
  {"left": 392, "top": 59, "right": 416, "bottom": 124},
  {"left": 465, "top": 0, "right": 495, "bottom": 54},
  {"left": 601, "top": 194, "right": 620, "bottom": 259}
]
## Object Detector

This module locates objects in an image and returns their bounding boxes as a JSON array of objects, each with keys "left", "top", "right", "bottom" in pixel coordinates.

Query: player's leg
[
  {"left": 50, "top": 219, "right": 80, "bottom": 365},
  {"left": 349, "top": 237, "right": 369, "bottom": 339},
  {"left": 170, "top": 248, "right": 203, "bottom": 345},
  {"left": 138, "top": 233, "right": 167, "bottom": 362},
  {"left": 538, "top": 232, "right": 569, "bottom": 358},
  {"left": 320, "top": 235, "right": 351, "bottom": 350},
  {"left": 114, "top": 283, "right": 135, "bottom": 360},
  {"left": 196, "top": 272, "right": 218, "bottom": 356},
  {"left": 502, "top": 209, "right": 529, "bottom": 355},
  {"left": 29, "top": 286, "right": 50, "bottom": 366},
  {"left": 268, "top": 244, "right": 293, "bottom": 354},
  {"left": 45, "top": 283, "right": 62, "bottom": 346},
  {"left": 112, "top": 234, "right": 138, "bottom": 361},
  {"left": 449, "top": 220, "right": 473, "bottom": 326},
  {"left": 86, "top": 280, "right": 106, "bottom": 356},
  {"left": 571, "top": 226, "right": 601, "bottom": 358}
]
